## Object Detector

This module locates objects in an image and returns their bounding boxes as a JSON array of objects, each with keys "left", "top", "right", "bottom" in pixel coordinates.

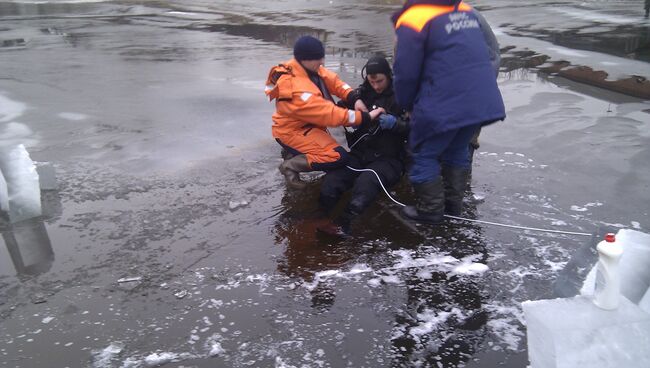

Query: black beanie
[
  {"left": 364, "top": 56, "right": 392, "bottom": 76},
  {"left": 293, "top": 36, "right": 325, "bottom": 61}
]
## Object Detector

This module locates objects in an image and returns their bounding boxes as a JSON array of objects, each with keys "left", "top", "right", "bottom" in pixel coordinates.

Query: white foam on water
[
  {"left": 141, "top": 351, "right": 197, "bottom": 367},
  {"left": 275, "top": 356, "right": 298, "bottom": 368},
  {"left": 0, "top": 93, "right": 26, "bottom": 124},
  {"left": 348, "top": 263, "right": 372, "bottom": 274},
  {"left": 58, "top": 112, "right": 88, "bottom": 121},
  {"left": 208, "top": 341, "right": 225, "bottom": 356},
  {"left": 380, "top": 275, "right": 401, "bottom": 284},
  {"left": 0, "top": 122, "right": 32, "bottom": 140},
  {"left": 409, "top": 308, "right": 466, "bottom": 340},
  {"left": 543, "top": 259, "right": 568, "bottom": 272},
  {"left": 41, "top": 316, "right": 54, "bottom": 324},
  {"left": 0, "top": 122, "right": 37, "bottom": 149},
  {"left": 484, "top": 303, "right": 526, "bottom": 352},
  {"left": 92, "top": 342, "right": 123, "bottom": 368},
  {"left": 452, "top": 261, "right": 489, "bottom": 275},
  {"left": 303, "top": 249, "right": 488, "bottom": 291},
  {"left": 367, "top": 278, "right": 382, "bottom": 287}
]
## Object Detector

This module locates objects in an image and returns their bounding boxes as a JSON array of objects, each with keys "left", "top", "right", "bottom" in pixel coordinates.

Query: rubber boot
[
  {"left": 279, "top": 154, "right": 310, "bottom": 189},
  {"left": 400, "top": 178, "right": 445, "bottom": 225},
  {"left": 441, "top": 165, "right": 470, "bottom": 216}
]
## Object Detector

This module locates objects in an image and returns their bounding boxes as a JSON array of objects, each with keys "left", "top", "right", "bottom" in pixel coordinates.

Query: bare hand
[
  {"left": 369, "top": 107, "right": 386, "bottom": 120},
  {"left": 354, "top": 99, "right": 369, "bottom": 112}
]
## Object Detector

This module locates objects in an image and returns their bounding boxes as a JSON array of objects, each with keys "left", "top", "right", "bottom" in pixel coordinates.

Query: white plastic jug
[{"left": 594, "top": 233, "right": 624, "bottom": 310}]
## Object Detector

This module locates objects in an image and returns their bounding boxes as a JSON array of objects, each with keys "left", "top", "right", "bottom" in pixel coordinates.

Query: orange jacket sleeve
[{"left": 276, "top": 91, "right": 363, "bottom": 128}]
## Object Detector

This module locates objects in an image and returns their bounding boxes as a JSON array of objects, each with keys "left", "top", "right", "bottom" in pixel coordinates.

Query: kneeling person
[{"left": 265, "top": 36, "right": 384, "bottom": 188}]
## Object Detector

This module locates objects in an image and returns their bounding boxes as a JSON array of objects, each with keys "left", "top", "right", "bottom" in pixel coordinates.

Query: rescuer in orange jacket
[{"left": 265, "top": 36, "right": 385, "bottom": 188}]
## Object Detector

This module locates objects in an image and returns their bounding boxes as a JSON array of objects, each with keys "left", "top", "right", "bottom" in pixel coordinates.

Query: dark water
[{"left": 0, "top": 1, "right": 649, "bottom": 367}]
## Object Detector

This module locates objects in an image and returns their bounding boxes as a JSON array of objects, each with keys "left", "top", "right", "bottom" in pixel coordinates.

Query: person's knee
[
  {"left": 409, "top": 160, "right": 440, "bottom": 184},
  {"left": 320, "top": 178, "right": 346, "bottom": 200},
  {"left": 441, "top": 148, "right": 471, "bottom": 169},
  {"left": 347, "top": 194, "right": 371, "bottom": 215},
  {"left": 310, "top": 146, "right": 350, "bottom": 171},
  {"left": 354, "top": 171, "right": 379, "bottom": 188}
]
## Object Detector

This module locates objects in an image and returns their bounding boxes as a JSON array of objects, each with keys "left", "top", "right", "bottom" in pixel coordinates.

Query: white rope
[
  {"left": 345, "top": 166, "right": 406, "bottom": 207},
  {"left": 443, "top": 215, "right": 592, "bottom": 236},
  {"left": 348, "top": 126, "right": 380, "bottom": 149},
  {"left": 348, "top": 133, "right": 372, "bottom": 149},
  {"left": 345, "top": 166, "right": 592, "bottom": 237}
]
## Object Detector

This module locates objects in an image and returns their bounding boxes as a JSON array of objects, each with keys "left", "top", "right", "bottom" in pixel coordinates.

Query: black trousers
[{"left": 319, "top": 155, "right": 404, "bottom": 215}]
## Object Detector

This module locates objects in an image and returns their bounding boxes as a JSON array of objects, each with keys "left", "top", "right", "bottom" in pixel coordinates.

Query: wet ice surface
[{"left": 1, "top": 0, "right": 649, "bottom": 367}]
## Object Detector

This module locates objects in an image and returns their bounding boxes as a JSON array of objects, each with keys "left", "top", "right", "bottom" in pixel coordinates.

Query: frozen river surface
[{"left": 1, "top": 0, "right": 649, "bottom": 367}]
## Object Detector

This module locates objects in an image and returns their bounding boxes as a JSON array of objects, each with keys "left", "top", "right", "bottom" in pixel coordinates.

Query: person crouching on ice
[
  {"left": 317, "top": 56, "right": 409, "bottom": 236},
  {"left": 265, "top": 36, "right": 385, "bottom": 189}
]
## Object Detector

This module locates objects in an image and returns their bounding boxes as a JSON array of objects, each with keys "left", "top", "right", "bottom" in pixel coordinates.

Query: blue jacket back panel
[{"left": 392, "top": 0, "right": 505, "bottom": 147}]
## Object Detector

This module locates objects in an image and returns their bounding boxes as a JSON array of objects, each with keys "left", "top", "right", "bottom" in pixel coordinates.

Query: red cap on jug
[{"left": 604, "top": 233, "right": 615, "bottom": 242}]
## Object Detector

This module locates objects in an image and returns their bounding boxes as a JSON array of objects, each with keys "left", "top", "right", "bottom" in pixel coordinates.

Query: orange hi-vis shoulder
[
  {"left": 265, "top": 58, "right": 364, "bottom": 166},
  {"left": 395, "top": 1, "right": 472, "bottom": 33},
  {"left": 264, "top": 58, "right": 363, "bottom": 133}
]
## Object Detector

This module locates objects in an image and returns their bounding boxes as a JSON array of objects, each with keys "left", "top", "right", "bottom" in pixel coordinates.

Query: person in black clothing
[
  {"left": 645, "top": 0, "right": 649, "bottom": 18},
  {"left": 317, "top": 56, "right": 409, "bottom": 236}
]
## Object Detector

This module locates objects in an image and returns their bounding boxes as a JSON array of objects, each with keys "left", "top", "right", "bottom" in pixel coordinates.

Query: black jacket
[{"left": 343, "top": 82, "right": 409, "bottom": 165}]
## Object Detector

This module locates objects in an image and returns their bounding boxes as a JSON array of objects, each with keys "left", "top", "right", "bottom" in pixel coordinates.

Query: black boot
[
  {"left": 441, "top": 165, "right": 470, "bottom": 216},
  {"left": 279, "top": 154, "right": 310, "bottom": 189},
  {"left": 400, "top": 178, "right": 445, "bottom": 225}
]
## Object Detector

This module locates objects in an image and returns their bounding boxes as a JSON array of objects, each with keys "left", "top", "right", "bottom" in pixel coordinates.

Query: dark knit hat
[
  {"left": 293, "top": 36, "right": 325, "bottom": 61},
  {"left": 363, "top": 55, "right": 392, "bottom": 77}
]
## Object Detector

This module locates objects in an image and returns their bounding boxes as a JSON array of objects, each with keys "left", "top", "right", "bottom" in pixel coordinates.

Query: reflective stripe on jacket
[
  {"left": 393, "top": 0, "right": 505, "bottom": 147},
  {"left": 265, "top": 58, "right": 363, "bottom": 142}
]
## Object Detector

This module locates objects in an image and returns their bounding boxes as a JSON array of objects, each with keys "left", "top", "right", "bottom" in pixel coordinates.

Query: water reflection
[
  {"left": 273, "top": 186, "right": 364, "bottom": 311},
  {"left": 544, "top": 24, "right": 650, "bottom": 62},
  {"left": 0, "top": 189, "right": 61, "bottom": 279},
  {"left": 390, "top": 196, "right": 489, "bottom": 367},
  {"left": 272, "top": 179, "right": 491, "bottom": 365},
  {"left": 0, "top": 1, "right": 102, "bottom": 17},
  {"left": 2, "top": 218, "right": 54, "bottom": 277},
  {"left": 183, "top": 20, "right": 387, "bottom": 62},
  {"left": 184, "top": 22, "right": 330, "bottom": 50}
]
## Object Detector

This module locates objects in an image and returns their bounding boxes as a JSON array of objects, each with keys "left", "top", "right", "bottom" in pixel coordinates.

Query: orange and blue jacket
[{"left": 265, "top": 58, "right": 367, "bottom": 140}]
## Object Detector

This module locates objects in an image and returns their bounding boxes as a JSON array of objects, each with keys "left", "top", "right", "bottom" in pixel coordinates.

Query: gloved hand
[{"left": 378, "top": 114, "right": 397, "bottom": 130}]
